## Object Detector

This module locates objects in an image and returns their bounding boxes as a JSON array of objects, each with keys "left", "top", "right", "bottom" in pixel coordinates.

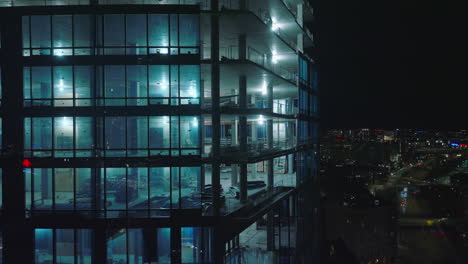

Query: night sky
[{"left": 313, "top": 0, "right": 466, "bottom": 129}]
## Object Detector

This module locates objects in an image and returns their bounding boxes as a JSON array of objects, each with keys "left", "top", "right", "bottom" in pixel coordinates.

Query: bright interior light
[
  {"left": 157, "top": 48, "right": 169, "bottom": 54},
  {"left": 61, "top": 117, "right": 72, "bottom": 127},
  {"left": 59, "top": 79, "right": 64, "bottom": 91},
  {"left": 192, "top": 117, "right": 198, "bottom": 127},
  {"left": 272, "top": 53, "right": 278, "bottom": 64},
  {"left": 262, "top": 82, "right": 267, "bottom": 95},
  {"left": 54, "top": 49, "right": 65, "bottom": 57},
  {"left": 258, "top": 115, "right": 265, "bottom": 125},
  {"left": 271, "top": 50, "right": 279, "bottom": 64},
  {"left": 163, "top": 116, "right": 169, "bottom": 123},
  {"left": 271, "top": 18, "right": 279, "bottom": 31}
]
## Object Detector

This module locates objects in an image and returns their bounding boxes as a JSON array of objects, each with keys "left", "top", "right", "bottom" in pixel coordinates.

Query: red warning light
[{"left": 22, "top": 159, "right": 32, "bottom": 168}]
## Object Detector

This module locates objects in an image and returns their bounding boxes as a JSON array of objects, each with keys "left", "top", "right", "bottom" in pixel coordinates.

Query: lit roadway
[{"left": 373, "top": 159, "right": 468, "bottom": 264}]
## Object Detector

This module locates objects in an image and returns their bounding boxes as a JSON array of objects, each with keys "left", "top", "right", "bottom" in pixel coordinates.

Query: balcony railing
[
  {"left": 220, "top": 45, "right": 298, "bottom": 84},
  {"left": 219, "top": 0, "right": 299, "bottom": 51}
]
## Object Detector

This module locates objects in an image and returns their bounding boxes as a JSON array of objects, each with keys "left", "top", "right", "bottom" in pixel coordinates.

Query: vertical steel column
[
  {"left": 267, "top": 119, "right": 274, "bottom": 192},
  {"left": 238, "top": 75, "right": 248, "bottom": 203},
  {"left": 1, "top": 13, "right": 34, "bottom": 264},
  {"left": 267, "top": 83, "right": 274, "bottom": 192},
  {"left": 230, "top": 119, "right": 238, "bottom": 186},
  {"left": 211, "top": 0, "right": 221, "bottom": 217},
  {"left": 239, "top": 115, "right": 248, "bottom": 203},
  {"left": 200, "top": 80, "right": 206, "bottom": 189},
  {"left": 267, "top": 211, "right": 275, "bottom": 251},
  {"left": 94, "top": 225, "right": 107, "bottom": 264},
  {"left": 211, "top": 2, "right": 225, "bottom": 263},
  {"left": 238, "top": 34, "right": 246, "bottom": 60}
]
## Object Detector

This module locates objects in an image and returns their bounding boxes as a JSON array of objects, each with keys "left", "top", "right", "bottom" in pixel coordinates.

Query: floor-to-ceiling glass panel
[
  {"left": 127, "top": 168, "right": 148, "bottom": 213},
  {"left": 76, "top": 168, "right": 93, "bottom": 210},
  {"left": 181, "top": 227, "right": 200, "bottom": 264},
  {"left": 74, "top": 66, "right": 93, "bottom": 106},
  {"left": 179, "top": 65, "right": 199, "bottom": 105},
  {"left": 35, "top": 229, "right": 53, "bottom": 264},
  {"left": 126, "top": 14, "right": 147, "bottom": 55},
  {"left": 149, "top": 116, "right": 169, "bottom": 155},
  {"left": 170, "top": 116, "right": 179, "bottom": 155},
  {"left": 171, "top": 168, "right": 180, "bottom": 209},
  {"left": 75, "top": 117, "right": 93, "bottom": 157},
  {"left": 127, "top": 116, "right": 148, "bottom": 156},
  {"left": 54, "top": 168, "right": 74, "bottom": 210},
  {"left": 156, "top": 228, "right": 171, "bottom": 263},
  {"left": 22, "top": 16, "right": 30, "bottom": 53},
  {"left": 180, "top": 116, "right": 199, "bottom": 153},
  {"left": 148, "top": 14, "right": 169, "bottom": 54},
  {"left": 103, "top": 14, "right": 124, "bottom": 55},
  {"left": 74, "top": 15, "right": 93, "bottom": 55},
  {"left": 52, "top": 15, "right": 72, "bottom": 56},
  {"left": 53, "top": 66, "right": 73, "bottom": 106},
  {"left": 31, "top": 67, "right": 52, "bottom": 106},
  {"left": 149, "top": 65, "right": 169, "bottom": 104},
  {"left": 104, "top": 66, "right": 125, "bottom": 106},
  {"left": 30, "top": 117, "right": 53, "bottom": 156},
  {"left": 33, "top": 169, "right": 53, "bottom": 210},
  {"left": 107, "top": 229, "right": 127, "bottom": 264},
  {"left": 126, "top": 65, "right": 148, "bottom": 106},
  {"left": 32, "top": 117, "right": 53, "bottom": 157},
  {"left": 169, "top": 14, "right": 178, "bottom": 54},
  {"left": 24, "top": 118, "right": 32, "bottom": 156},
  {"left": 56, "top": 229, "right": 75, "bottom": 264},
  {"left": 149, "top": 167, "right": 170, "bottom": 215},
  {"left": 170, "top": 65, "right": 179, "bottom": 105},
  {"left": 106, "top": 168, "right": 126, "bottom": 214},
  {"left": 105, "top": 116, "right": 126, "bottom": 156},
  {"left": 76, "top": 229, "right": 93, "bottom": 264},
  {"left": 128, "top": 229, "right": 144, "bottom": 264},
  {"left": 24, "top": 67, "right": 31, "bottom": 104},
  {"left": 31, "top": 16, "right": 51, "bottom": 55},
  {"left": 181, "top": 167, "right": 200, "bottom": 209},
  {"left": 179, "top": 14, "right": 199, "bottom": 48},
  {"left": 54, "top": 117, "right": 74, "bottom": 157}
]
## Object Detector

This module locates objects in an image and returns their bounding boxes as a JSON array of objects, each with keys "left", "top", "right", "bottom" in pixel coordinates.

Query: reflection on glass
[
  {"left": 181, "top": 227, "right": 201, "bottom": 264},
  {"left": 23, "top": 14, "right": 200, "bottom": 56},
  {"left": 157, "top": 228, "right": 171, "bottom": 263},
  {"left": 56, "top": 229, "right": 74, "bottom": 264},
  {"left": 35, "top": 229, "right": 53, "bottom": 264},
  {"left": 107, "top": 229, "right": 127, "bottom": 264}
]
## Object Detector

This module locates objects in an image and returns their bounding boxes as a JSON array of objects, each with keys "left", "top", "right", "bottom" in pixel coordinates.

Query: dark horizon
[{"left": 315, "top": 0, "right": 466, "bottom": 130}]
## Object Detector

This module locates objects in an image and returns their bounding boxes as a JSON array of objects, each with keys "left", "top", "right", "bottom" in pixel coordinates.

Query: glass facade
[
  {"left": 22, "top": 14, "right": 199, "bottom": 56},
  {"left": 105, "top": 227, "right": 210, "bottom": 264},
  {"left": 34, "top": 229, "right": 93, "bottom": 264},
  {"left": 25, "top": 167, "right": 201, "bottom": 216},
  {"left": 107, "top": 228, "right": 171, "bottom": 264},
  {"left": 24, "top": 65, "right": 200, "bottom": 106},
  {"left": 23, "top": 115, "right": 200, "bottom": 157},
  {"left": 1, "top": 1, "right": 317, "bottom": 262}
]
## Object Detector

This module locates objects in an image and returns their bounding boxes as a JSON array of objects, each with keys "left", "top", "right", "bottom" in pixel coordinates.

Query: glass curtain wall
[
  {"left": 34, "top": 229, "right": 93, "bottom": 264},
  {"left": 25, "top": 167, "right": 201, "bottom": 217},
  {"left": 22, "top": 14, "right": 199, "bottom": 56},
  {"left": 23, "top": 65, "right": 200, "bottom": 106},
  {"left": 23, "top": 116, "right": 200, "bottom": 157},
  {"left": 106, "top": 227, "right": 211, "bottom": 264}
]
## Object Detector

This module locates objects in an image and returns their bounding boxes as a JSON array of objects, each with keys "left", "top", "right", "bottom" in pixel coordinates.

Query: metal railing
[
  {"left": 219, "top": 0, "right": 298, "bottom": 51},
  {"left": 273, "top": 101, "right": 297, "bottom": 115}
]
